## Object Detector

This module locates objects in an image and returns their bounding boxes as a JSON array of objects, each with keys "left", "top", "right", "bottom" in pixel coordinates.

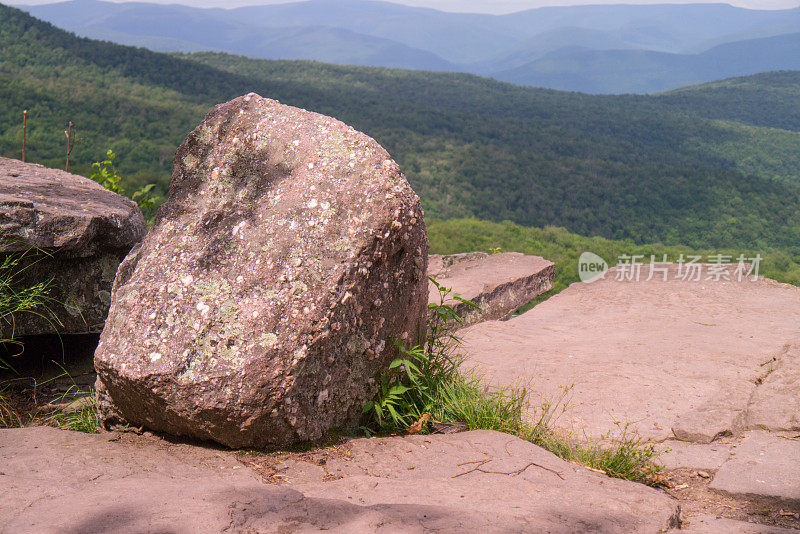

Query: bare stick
[
  {"left": 452, "top": 459, "right": 564, "bottom": 480},
  {"left": 65, "top": 121, "right": 73, "bottom": 172},
  {"left": 22, "top": 110, "right": 27, "bottom": 162}
]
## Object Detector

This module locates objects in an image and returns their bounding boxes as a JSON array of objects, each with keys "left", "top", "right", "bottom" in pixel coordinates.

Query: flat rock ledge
[
  {"left": 0, "top": 426, "right": 680, "bottom": 533},
  {"left": 428, "top": 252, "right": 554, "bottom": 328},
  {"left": 0, "top": 157, "right": 146, "bottom": 337},
  {"left": 461, "top": 265, "right": 800, "bottom": 515}
]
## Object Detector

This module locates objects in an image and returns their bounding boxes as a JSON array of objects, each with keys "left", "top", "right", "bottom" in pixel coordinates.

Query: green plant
[
  {"left": 362, "top": 279, "right": 665, "bottom": 485},
  {"left": 90, "top": 150, "right": 161, "bottom": 223},
  {"left": 89, "top": 149, "right": 125, "bottom": 194},
  {"left": 40, "top": 386, "right": 100, "bottom": 434},
  {"left": 362, "top": 277, "right": 478, "bottom": 431},
  {"left": 0, "top": 248, "right": 58, "bottom": 371}
]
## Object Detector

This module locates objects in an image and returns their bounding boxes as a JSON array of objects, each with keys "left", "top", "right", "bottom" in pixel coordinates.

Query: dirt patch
[{"left": 663, "top": 468, "right": 800, "bottom": 530}]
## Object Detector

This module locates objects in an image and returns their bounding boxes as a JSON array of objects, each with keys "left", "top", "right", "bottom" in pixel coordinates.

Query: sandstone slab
[
  {"left": 681, "top": 515, "right": 798, "bottom": 533},
  {"left": 658, "top": 440, "right": 735, "bottom": 470},
  {"left": 0, "top": 157, "right": 146, "bottom": 337},
  {"left": 428, "top": 252, "right": 554, "bottom": 328},
  {"left": 710, "top": 431, "right": 800, "bottom": 503},
  {"left": 747, "top": 344, "right": 800, "bottom": 432},
  {"left": 460, "top": 266, "right": 800, "bottom": 443},
  {"left": 277, "top": 429, "right": 681, "bottom": 533},
  {"left": 0, "top": 427, "right": 681, "bottom": 533},
  {"left": 94, "top": 94, "right": 428, "bottom": 448}
]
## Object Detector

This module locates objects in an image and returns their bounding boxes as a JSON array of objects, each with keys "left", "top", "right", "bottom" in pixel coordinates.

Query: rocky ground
[
  {"left": 1, "top": 426, "right": 680, "bottom": 533},
  {"left": 461, "top": 265, "right": 800, "bottom": 531},
  {"left": 2, "top": 100, "right": 798, "bottom": 531},
  {"left": 3, "top": 261, "right": 799, "bottom": 532}
]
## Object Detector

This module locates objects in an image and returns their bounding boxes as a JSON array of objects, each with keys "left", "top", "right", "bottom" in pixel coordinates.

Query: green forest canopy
[{"left": 2, "top": 4, "right": 800, "bottom": 256}]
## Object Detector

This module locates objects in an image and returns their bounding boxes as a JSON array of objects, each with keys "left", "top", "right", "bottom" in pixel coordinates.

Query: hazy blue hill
[
  {"left": 492, "top": 3, "right": 800, "bottom": 52},
  {"left": 22, "top": 0, "right": 456, "bottom": 69},
  {"left": 495, "top": 33, "right": 800, "bottom": 94},
  {"left": 471, "top": 28, "right": 638, "bottom": 75},
  {"left": 226, "top": 0, "right": 515, "bottom": 64},
  {"left": 25, "top": 0, "right": 800, "bottom": 85},
  {"left": 3, "top": 3, "right": 800, "bottom": 253}
]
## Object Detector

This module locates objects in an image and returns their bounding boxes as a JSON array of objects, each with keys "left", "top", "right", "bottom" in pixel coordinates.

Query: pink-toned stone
[
  {"left": 460, "top": 266, "right": 800, "bottom": 443},
  {"left": 710, "top": 431, "right": 800, "bottom": 502},
  {"left": 428, "top": 252, "right": 554, "bottom": 328},
  {"left": 94, "top": 94, "right": 428, "bottom": 448},
  {"left": 0, "top": 427, "right": 681, "bottom": 533},
  {"left": 0, "top": 157, "right": 145, "bottom": 337}
]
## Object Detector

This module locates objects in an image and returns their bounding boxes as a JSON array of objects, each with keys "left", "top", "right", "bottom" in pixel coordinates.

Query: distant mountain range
[
  {"left": 15, "top": 0, "right": 800, "bottom": 93},
  {"left": 4, "top": 1, "right": 800, "bottom": 252}
]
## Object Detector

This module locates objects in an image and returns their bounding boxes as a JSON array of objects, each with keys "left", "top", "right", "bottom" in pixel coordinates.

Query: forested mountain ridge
[
  {"left": 657, "top": 71, "right": 800, "bottom": 132},
  {"left": 19, "top": 0, "right": 800, "bottom": 93},
  {"left": 2, "top": 4, "right": 800, "bottom": 254}
]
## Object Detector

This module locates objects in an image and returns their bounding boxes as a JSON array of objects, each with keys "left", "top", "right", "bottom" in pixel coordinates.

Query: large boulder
[
  {"left": 0, "top": 157, "right": 146, "bottom": 338},
  {"left": 94, "top": 94, "right": 428, "bottom": 448}
]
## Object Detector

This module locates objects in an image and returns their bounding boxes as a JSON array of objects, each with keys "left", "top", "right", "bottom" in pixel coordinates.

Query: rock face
[
  {"left": 94, "top": 94, "right": 428, "bottom": 448},
  {"left": 460, "top": 265, "right": 800, "bottom": 511},
  {"left": 0, "top": 427, "right": 681, "bottom": 533},
  {"left": 428, "top": 252, "right": 554, "bottom": 328},
  {"left": 0, "top": 158, "right": 146, "bottom": 338},
  {"left": 461, "top": 265, "right": 800, "bottom": 443}
]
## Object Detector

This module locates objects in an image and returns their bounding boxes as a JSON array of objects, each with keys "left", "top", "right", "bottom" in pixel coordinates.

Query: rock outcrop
[
  {"left": 428, "top": 252, "right": 554, "bottom": 328},
  {"left": 0, "top": 158, "right": 146, "bottom": 338},
  {"left": 0, "top": 426, "right": 681, "bottom": 533},
  {"left": 94, "top": 94, "right": 428, "bottom": 448},
  {"left": 460, "top": 264, "right": 800, "bottom": 513}
]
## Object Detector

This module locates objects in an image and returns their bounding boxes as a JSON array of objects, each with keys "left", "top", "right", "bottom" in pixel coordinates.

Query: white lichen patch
[
  {"left": 196, "top": 302, "right": 211, "bottom": 317},
  {"left": 258, "top": 332, "right": 278, "bottom": 348},
  {"left": 232, "top": 221, "right": 247, "bottom": 236},
  {"left": 182, "top": 153, "right": 199, "bottom": 170}
]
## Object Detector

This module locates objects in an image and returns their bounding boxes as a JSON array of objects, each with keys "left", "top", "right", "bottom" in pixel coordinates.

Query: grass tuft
[
  {"left": 40, "top": 387, "right": 101, "bottom": 434},
  {"left": 0, "top": 387, "right": 21, "bottom": 428},
  {"left": 0, "top": 247, "right": 60, "bottom": 371},
  {"left": 363, "top": 279, "right": 665, "bottom": 485}
]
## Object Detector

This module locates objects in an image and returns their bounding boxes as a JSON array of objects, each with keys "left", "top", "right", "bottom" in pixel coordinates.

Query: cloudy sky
[{"left": 9, "top": 0, "right": 800, "bottom": 12}]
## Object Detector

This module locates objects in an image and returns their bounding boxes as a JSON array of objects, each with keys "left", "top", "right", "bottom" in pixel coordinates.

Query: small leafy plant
[
  {"left": 362, "top": 277, "right": 478, "bottom": 430},
  {"left": 362, "top": 278, "right": 666, "bottom": 485},
  {"left": 90, "top": 150, "right": 161, "bottom": 223},
  {"left": 89, "top": 149, "right": 125, "bottom": 194}
]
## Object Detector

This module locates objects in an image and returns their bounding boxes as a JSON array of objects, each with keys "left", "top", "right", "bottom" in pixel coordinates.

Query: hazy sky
[{"left": 9, "top": 0, "right": 800, "bottom": 12}]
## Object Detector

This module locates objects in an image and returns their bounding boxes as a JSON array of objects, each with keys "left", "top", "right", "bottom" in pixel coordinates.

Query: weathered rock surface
[
  {"left": 710, "top": 431, "right": 800, "bottom": 503},
  {"left": 681, "top": 516, "right": 798, "bottom": 533},
  {"left": 0, "top": 157, "right": 146, "bottom": 337},
  {"left": 94, "top": 94, "right": 428, "bottom": 448},
  {"left": 0, "top": 427, "right": 681, "bottom": 533},
  {"left": 747, "top": 345, "right": 800, "bottom": 432},
  {"left": 460, "top": 265, "right": 800, "bottom": 510},
  {"left": 428, "top": 252, "right": 554, "bottom": 328},
  {"left": 461, "top": 266, "right": 800, "bottom": 443}
]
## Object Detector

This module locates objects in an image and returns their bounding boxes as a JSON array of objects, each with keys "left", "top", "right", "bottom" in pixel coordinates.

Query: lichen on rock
[{"left": 94, "top": 94, "right": 428, "bottom": 448}]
